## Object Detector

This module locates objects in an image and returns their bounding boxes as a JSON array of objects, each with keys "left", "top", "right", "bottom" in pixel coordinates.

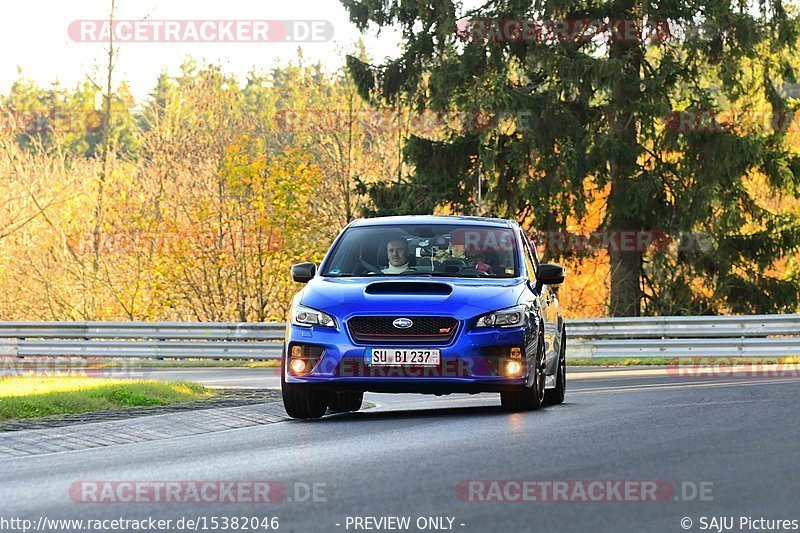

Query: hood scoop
[{"left": 365, "top": 282, "right": 453, "bottom": 296}]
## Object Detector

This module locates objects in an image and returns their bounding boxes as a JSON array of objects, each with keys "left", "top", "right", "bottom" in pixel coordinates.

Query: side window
[
  {"left": 528, "top": 237, "right": 540, "bottom": 269},
  {"left": 520, "top": 233, "right": 537, "bottom": 279}
]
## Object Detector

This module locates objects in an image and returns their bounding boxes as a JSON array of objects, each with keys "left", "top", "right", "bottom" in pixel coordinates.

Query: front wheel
[
  {"left": 328, "top": 391, "right": 363, "bottom": 412},
  {"left": 500, "top": 333, "right": 546, "bottom": 412},
  {"left": 282, "top": 381, "right": 329, "bottom": 419},
  {"left": 281, "top": 358, "right": 328, "bottom": 419}
]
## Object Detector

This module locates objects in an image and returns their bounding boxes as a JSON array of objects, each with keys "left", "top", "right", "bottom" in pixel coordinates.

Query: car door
[
  {"left": 516, "top": 230, "right": 541, "bottom": 366},
  {"left": 524, "top": 235, "right": 558, "bottom": 371}
]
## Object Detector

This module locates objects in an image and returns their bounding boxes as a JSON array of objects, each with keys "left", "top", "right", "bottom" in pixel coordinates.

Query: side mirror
[
  {"left": 537, "top": 263, "right": 565, "bottom": 285},
  {"left": 291, "top": 262, "right": 317, "bottom": 283}
]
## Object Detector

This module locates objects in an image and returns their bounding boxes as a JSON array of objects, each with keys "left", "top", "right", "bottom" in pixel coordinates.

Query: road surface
[{"left": 1, "top": 366, "right": 798, "bottom": 532}]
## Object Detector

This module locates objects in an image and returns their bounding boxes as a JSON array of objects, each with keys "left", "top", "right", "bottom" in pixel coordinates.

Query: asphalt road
[{"left": 1, "top": 367, "right": 799, "bottom": 533}]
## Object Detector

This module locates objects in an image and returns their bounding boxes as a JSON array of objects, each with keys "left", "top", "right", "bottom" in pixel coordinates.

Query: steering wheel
[
  {"left": 459, "top": 267, "right": 491, "bottom": 277},
  {"left": 359, "top": 258, "right": 384, "bottom": 275}
]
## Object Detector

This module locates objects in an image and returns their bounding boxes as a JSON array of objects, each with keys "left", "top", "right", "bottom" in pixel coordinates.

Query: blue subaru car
[{"left": 282, "top": 215, "right": 566, "bottom": 418}]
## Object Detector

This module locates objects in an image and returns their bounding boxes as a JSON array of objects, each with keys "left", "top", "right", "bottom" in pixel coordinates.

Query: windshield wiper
[{"left": 390, "top": 271, "right": 480, "bottom": 278}]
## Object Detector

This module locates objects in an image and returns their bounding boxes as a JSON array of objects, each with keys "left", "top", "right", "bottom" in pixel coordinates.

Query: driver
[{"left": 382, "top": 238, "right": 412, "bottom": 274}]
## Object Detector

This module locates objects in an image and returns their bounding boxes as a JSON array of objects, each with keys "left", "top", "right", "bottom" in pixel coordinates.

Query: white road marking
[
  {"left": 571, "top": 377, "right": 800, "bottom": 395},
  {"left": 570, "top": 364, "right": 800, "bottom": 379}
]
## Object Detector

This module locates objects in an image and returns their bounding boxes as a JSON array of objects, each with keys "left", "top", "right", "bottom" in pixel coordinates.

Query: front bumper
[{"left": 284, "top": 322, "right": 532, "bottom": 393}]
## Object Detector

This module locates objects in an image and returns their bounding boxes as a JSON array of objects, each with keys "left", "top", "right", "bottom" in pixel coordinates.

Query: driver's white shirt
[{"left": 382, "top": 262, "right": 410, "bottom": 274}]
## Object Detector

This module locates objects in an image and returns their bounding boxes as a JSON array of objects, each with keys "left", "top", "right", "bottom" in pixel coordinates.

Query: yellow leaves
[{"left": 1, "top": 62, "right": 370, "bottom": 321}]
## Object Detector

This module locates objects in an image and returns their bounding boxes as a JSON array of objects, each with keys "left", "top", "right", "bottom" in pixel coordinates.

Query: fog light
[
  {"left": 505, "top": 360, "right": 523, "bottom": 377},
  {"left": 289, "top": 359, "right": 307, "bottom": 374},
  {"left": 509, "top": 347, "right": 522, "bottom": 358}
]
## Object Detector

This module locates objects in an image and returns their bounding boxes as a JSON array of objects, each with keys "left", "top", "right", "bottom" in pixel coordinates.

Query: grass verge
[
  {"left": 0, "top": 376, "right": 214, "bottom": 421},
  {"left": 3, "top": 359, "right": 281, "bottom": 370},
  {"left": 89, "top": 359, "right": 280, "bottom": 369},
  {"left": 568, "top": 356, "right": 800, "bottom": 366}
]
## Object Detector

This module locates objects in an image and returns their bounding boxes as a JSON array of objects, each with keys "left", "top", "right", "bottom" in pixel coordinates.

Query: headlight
[
  {"left": 291, "top": 303, "right": 337, "bottom": 328},
  {"left": 475, "top": 305, "right": 526, "bottom": 328}
]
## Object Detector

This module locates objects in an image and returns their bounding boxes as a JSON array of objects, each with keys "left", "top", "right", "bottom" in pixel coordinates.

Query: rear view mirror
[
  {"left": 291, "top": 262, "right": 316, "bottom": 283},
  {"left": 537, "top": 263, "right": 565, "bottom": 285}
]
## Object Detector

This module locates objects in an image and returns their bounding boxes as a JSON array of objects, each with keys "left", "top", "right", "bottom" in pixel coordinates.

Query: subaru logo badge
[{"left": 393, "top": 318, "right": 413, "bottom": 329}]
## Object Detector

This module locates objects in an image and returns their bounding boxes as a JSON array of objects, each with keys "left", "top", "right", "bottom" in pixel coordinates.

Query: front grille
[{"left": 347, "top": 316, "right": 458, "bottom": 344}]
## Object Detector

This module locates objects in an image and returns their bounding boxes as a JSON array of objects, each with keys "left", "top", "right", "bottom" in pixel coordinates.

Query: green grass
[
  {"left": 88, "top": 359, "right": 280, "bottom": 369},
  {"left": 568, "top": 356, "right": 796, "bottom": 366},
  {"left": 0, "top": 375, "right": 214, "bottom": 421},
  {"left": 8, "top": 359, "right": 282, "bottom": 370},
  {"left": 121, "top": 359, "right": 281, "bottom": 368},
  {"left": 568, "top": 357, "right": 670, "bottom": 366}
]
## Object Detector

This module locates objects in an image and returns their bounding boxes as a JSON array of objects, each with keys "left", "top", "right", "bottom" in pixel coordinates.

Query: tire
[
  {"left": 501, "top": 331, "right": 546, "bottom": 412},
  {"left": 328, "top": 391, "right": 364, "bottom": 413},
  {"left": 281, "top": 356, "right": 328, "bottom": 419},
  {"left": 544, "top": 328, "right": 566, "bottom": 406}
]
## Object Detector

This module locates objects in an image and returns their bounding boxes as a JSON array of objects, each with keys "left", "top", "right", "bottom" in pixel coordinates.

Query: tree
[
  {"left": 341, "top": 0, "right": 800, "bottom": 315},
  {"left": 254, "top": 50, "right": 407, "bottom": 226}
]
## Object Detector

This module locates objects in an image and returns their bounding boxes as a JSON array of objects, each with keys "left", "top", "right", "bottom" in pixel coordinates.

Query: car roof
[{"left": 348, "top": 215, "right": 517, "bottom": 229}]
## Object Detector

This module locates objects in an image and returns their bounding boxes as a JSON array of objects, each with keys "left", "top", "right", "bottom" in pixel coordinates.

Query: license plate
[{"left": 366, "top": 348, "right": 440, "bottom": 366}]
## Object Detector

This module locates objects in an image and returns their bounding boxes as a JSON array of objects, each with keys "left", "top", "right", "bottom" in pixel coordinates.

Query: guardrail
[
  {"left": 568, "top": 315, "right": 800, "bottom": 358},
  {"left": 0, "top": 315, "right": 798, "bottom": 360},
  {"left": 0, "top": 322, "right": 285, "bottom": 360}
]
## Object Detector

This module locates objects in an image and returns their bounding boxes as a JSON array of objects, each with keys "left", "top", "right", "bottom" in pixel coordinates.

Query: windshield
[{"left": 322, "top": 224, "right": 520, "bottom": 278}]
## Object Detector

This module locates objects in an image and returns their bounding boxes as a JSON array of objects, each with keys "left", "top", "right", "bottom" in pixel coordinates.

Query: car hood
[{"left": 299, "top": 277, "right": 527, "bottom": 320}]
